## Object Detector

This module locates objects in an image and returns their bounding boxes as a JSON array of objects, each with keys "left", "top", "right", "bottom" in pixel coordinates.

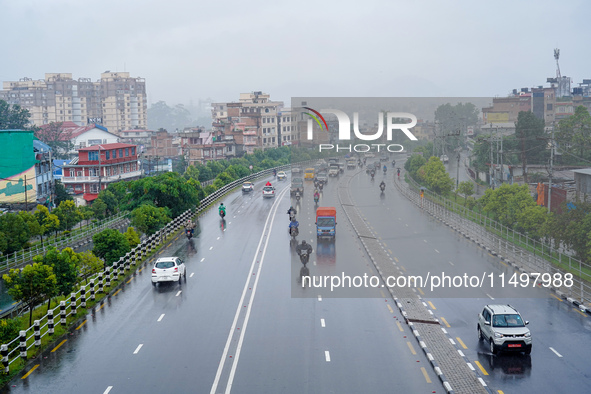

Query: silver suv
[{"left": 478, "top": 304, "right": 531, "bottom": 355}]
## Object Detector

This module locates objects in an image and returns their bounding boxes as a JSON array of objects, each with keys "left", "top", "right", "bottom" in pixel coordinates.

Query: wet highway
[
  {"left": 4, "top": 173, "right": 442, "bottom": 393},
  {"left": 3, "top": 163, "right": 590, "bottom": 393}
]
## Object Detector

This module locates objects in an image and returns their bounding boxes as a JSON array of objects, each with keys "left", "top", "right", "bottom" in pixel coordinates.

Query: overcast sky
[{"left": 1, "top": 0, "right": 589, "bottom": 107}]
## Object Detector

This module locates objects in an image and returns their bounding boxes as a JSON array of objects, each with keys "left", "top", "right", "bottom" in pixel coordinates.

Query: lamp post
[{"left": 98, "top": 145, "right": 103, "bottom": 193}]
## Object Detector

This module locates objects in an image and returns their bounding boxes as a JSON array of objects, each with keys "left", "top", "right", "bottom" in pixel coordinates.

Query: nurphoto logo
[{"left": 303, "top": 107, "right": 419, "bottom": 153}]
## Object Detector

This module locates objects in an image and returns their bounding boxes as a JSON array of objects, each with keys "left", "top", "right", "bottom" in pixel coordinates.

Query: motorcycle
[
  {"left": 370, "top": 171, "right": 375, "bottom": 180},
  {"left": 314, "top": 194, "right": 319, "bottom": 204},
  {"left": 392, "top": 160, "right": 396, "bottom": 168},
  {"left": 383, "top": 168, "right": 387, "bottom": 175},
  {"left": 295, "top": 191, "right": 301, "bottom": 201},
  {"left": 219, "top": 210, "right": 226, "bottom": 219},
  {"left": 298, "top": 249, "right": 310, "bottom": 265},
  {"left": 318, "top": 183, "right": 323, "bottom": 191},
  {"left": 185, "top": 228, "right": 194, "bottom": 239},
  {"left": 380, "top": 183, "right": 385, "bottom": 193},
  {"left": 289, "top": 220, "right": 299, "bottom": 237}
]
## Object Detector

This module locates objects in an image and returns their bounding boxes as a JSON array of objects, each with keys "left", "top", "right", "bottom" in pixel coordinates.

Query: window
[
  {"left": 119, "top": 149, "right": 123, "bottom": 157},
  {"left": 88, "top": 151, "right": 99, "bottom": 161},
  {"left": 547, "top": 103, "right": 553, "bottom": 111},
  {"left": 131, "top": 147, "right": 135, "bottom": 155},
  {"left": 263, "top": 138, "right": 267, "bottom": 143},
  {"left": 125, "top": 148, "right": 129, "bottom": 157},
  {"left": 106, "top": 151, "right": 110, "bottom": 160},
  {"left": 113, "top": 150, "right": 117, "bottom": 159}
]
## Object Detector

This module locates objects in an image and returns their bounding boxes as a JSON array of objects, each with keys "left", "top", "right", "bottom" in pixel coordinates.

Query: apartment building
[
  {"left": 61, "top": 143, "right": 141, "bottom": 205},
  {"left": 0, "top": 72, "right": 147, "bottom": 133},
  {"left": 212, "top": 91, "right": 284, "bottom": 153}
]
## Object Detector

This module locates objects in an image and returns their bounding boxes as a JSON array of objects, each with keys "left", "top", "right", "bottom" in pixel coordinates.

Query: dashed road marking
[
  {"left": 133, "top": 344, "right": 143, "bottom": 354},
  {"left": 396, "top": 321, "right": 404, "bottom": 332},
  {"left": 551, "top": 294, "right": 563, "bottom": 302},
  {"left": 190, "top": 273, "right": 194, "bottom": 278},
  {"left": 448, "top": 261, "right": 454, "bottom": 266},
  {"left": 474, "top": 360, "right": 489, "bottom": 375},
  {"left": 420, "top": 367, "right": 431, "bottom": 383},
  {"left": 549, "top": 347, "right": 563, "bottom": 357},
  {"left": 201, "top": 258, "right": 205, "bottom": 262},
  {"left": 21, "top": 364, "right": 39, "bottom": 380},
  {"left": 51, "top": 339, "right": 67, "bottom": 353},
  {"left": 417, "top": 288, "right": 425, "bottom": 296},
  {"left": 427, "top": 301, "right": 436, "bottom": 310},
  {"left": 325, "top": 351, "right": 331, "bottom": 362},
  {"left": 456, "top": 337, "right": 468, "bottom": 349},
  {"left": 209, "top": 246, "right": 213, "bottom": 250},
  {"left": 103, "top": 387, "right": 113, "bottom": 394},
  {"left": 387, "top": 304, "right": 394, "bottom": 313},
  {"left": 434, "top": 249, "right": 440, "bottom": 253},
  {"left": 486, "top": 294, "right": 495, "bottom": 300},
  {"left": 176, "top": 290, "right": 182, "bottom": 297},
  {"left": 318, "top": 295, "right": 322, "bottom": 301},
  {"left": 321, "top": 319, "right": 325, "bottom": 327},
  {"left": 440, "top": 317, "right": 450, "bottom": 328},
  {"left": 406, "top": 341, "right": 416, "bottom": 355},
  {"left": 76, "top": 320, "right": 87, "bottom": 330},
  {"left": 157, "top": 314, "right": 165, "bottom": 322}
]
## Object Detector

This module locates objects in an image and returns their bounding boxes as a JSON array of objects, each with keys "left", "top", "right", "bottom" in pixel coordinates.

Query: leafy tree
[
  {"left": 556, "top": 105, "right": 591, "bottom": 162},
  {"left": 434, "top": 103, "right": 479, "bottom": 152},
  {"left": 54, "top": 200, "right": 82, "bottom": 231},
  {"left": 96, "top": 190, "right": 118, "bottom": 216},
  {"left": 184, "top": 165, "right": 200, "bottom": 181},
  {"left": 515, "top": 111, "right": 547, "bottom": 183},
  {"left": 53, "top": 180, "right": 72, "bottom": 206},
  {"left": 0, "top": 213, "right": 30, "bottom": 254},
  {"left": 457, "top": 181, "right": 475, "bottom": 206},
  {"left": 417, "top": 157, "right": 454, "bottom": 194},
  {"left": 413, "top": 142, "right": 434, "bottom": 159},
  {"left": 92, "top": 229, "right": 130, "bottom": 265},
  {"left": 78, "top": 206, "right": 94, "bottom": 228},
  {"left": 123, "top": 227, "right": 140, "bottom": 248},
  {"left": 34, "top": 122, "right": 74, "bottom": 159},
  {"left": 3, "top": 263, "right": 57, "bottom": 325},
  {"left": 92, "top": 199, "right": 107, "bottom": 220},
  {"left": 515, "top": 205, "right": 549, "bottom": 239},
  {"left": 0, "top": 100, "right": 31, "bottom": 129},
  {"left": 34, "top": 205, "right": 60, "bottom": 242},
  {"left": 404, "top": 154, "right": 427, "bottom": 178},
  {"left": 34, "top": 247, "right": 79, "bottom": 299},
  {"left": 127, "top": 172, "right": 199, "bottom": 216},
  {"left": 130, "top": 204, "right": 170, "bottom": 235},
  {"left": 546, "top": 202, "right": 591, "bottom": 261},
  {"left": 77, "top": 251, "right": 104, "bottom": 285},
  {"left": 0, "top": 231, "right": 7, "bottom": 254},
  {"left": 0, "top": 318, "right": 21, "bottom": 345},
  {"left": 478, "top": 183, "right": 538, "bottom": 228},
  {"left": 18, "top": 211, "right": 42, "bottom": 239}
]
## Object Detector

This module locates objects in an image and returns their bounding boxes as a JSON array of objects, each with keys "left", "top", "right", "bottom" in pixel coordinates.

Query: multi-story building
[
  {"left": 0, "top": 72, "right": 147, "bottom": 133},
  {"left": 36, "top": 121, "right": 120, "bottom": 159},
  {"left": 279, "top": 108, "right": 298, "bottom": 146},
  {"left": 482, "top": 88, "right": 532, "bottom": 126},
  {"left": 0, "top": 130, "right": 53, "bottom": 210},
  {"left": 61, "top": 143, "right": 141, "bottom": 205},
  {"left": 119, "top": 129, "right": 154, "bottom": 154},
  {"left": 212, "top": 91, "right": 284, "bottom": 153}
]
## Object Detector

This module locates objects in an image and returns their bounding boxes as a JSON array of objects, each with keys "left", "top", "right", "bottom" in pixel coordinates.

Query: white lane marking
[
  {"left": 449, "top": 261, "right": 454, "bottom": 266},
  {"left": 434, "top": 249, "right": 440, "bottom": 253},
  {"left": 228, "top": 222, "right": 231, "bottom": 224},
  {"left": 201, "top": 258, "right": 205, "bottom": 262},
  {"left": 157, "top": 314, "right": 165, "bottom": 322},
  {"left": 318, "top": 295, "right": 322, "bottom": 301},
  {"left": 423, "top": 239, "right": 427, "bottom": 243},
  {"left": 190, "top": 273, "right": 194, "bottom": 278},
  {"left": 233, "top": 216, "right": 236, "bottom": 218},
  {"left": 321, "top": 319, "right": 326, "bottom": 327},
  {"left": 104, "top": 387, "right": 113, "bottom": 394},
  {"left": 209, "top": 246, "right": 213, "bottom": 250},
  {"left": 211, "top": 186, "right": 288, "bottom": 394},
  {"left": 325, "top": 351, "right": 331, "bottom": 362},
  {"left": 217, "top": 237, "right": 220, "bottom": 240},
  {"left": 133, "top": 344, "right": 143, "bottom": 354},
  {"left": 486, "top": 294, "right": 495, "bottom": 300},
  {"left": 176, "top": 290, "right": 182, "bottom": 297},
  {"left": 549, "top": 347, "right": 563, "bottom": 357},
  {"left": 405, "top": 224, "right": 409, "bottom": 227}
]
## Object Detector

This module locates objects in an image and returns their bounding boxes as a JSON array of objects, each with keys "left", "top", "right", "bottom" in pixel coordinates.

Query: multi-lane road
[{"left": 3, "top": 161, "right": 591, "bottom": 394}]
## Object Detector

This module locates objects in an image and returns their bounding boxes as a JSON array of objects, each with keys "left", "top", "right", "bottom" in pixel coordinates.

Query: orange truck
[{"left": 316, "top": 207, "right": 337, "bottom": 238}]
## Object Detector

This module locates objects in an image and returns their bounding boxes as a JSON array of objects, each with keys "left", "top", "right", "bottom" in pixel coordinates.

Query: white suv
[
  {"left": 152, "top": 257, "right": 186, "bottom": 286},
  {"left": 478, "top": 304, "right": 531, "bottom": 355}
]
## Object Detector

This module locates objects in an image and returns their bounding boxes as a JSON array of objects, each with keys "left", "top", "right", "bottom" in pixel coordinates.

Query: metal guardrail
[
  {"left": 396, "top": 174, "right": 591, "bottom": 307},
  {"left": 0, "top": 158, "right": 334, "bottom": 373},
  {"left": 0, "top": 212, "right": 130, "bottom": 274}
]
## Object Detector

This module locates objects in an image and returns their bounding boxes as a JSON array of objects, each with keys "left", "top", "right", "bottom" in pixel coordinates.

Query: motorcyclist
[
  {"left": 380, "top": 180, "right": 386, "bottom": 190},
  {"left": 185, "top": 219, "right": 195, "bottom": 235},
  {"left": 392, "top": 159, "right": 396, "bottom": 167},
  {"left": 219, "top": 203, "right": 227, "bottom": 216},
  {"left": 288, "top": 219, "right": 299, "bottom": 235},
  {"left": 370, "top": 169, "right": 375, "bottom": 179},
  {"left": 296, "top": 240, "right": 313, "bottom": 263},
  {"left": 287, "top": 206, "right": 297, "bottom": 220},
  {"left": 383, "top": 165, "right": 387, "bottom": 173},
  {"left": 397, "top": 168, "right": 401, "bottom": 177},
  {"left": 313, "top": 189, "right": 320, "bottom": 200},
  {"left": 273, "top": 168, "right": 277, "bottom": 177}
]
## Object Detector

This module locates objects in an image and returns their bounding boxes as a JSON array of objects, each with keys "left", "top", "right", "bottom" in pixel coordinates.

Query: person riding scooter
[
  {"left": 219, "top": 203, "right": 227, "bottom": 218},
  {"left": 288, "top": 219, "right": 299, "bottom": 236},
  {"left": 296, "top": 240, "right": 313, "bottom": 264},
  {"left": 313, "top": 189, "right": 320, "bottom": 203},
  {"left": 380, "top": 180, "right": 386, "bottom": 192}
]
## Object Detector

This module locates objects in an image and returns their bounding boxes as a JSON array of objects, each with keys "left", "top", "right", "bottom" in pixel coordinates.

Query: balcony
[{"left": 62, "top": 170, "right": 142, "bottom": 184}]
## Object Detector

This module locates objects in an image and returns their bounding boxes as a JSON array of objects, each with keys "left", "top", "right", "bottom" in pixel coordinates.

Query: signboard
[
  {"left": 467, "top": 126, "right": 474, "bottom": 136},
  {"left": 88, "top": 117, "right": 103, "bottom": 124},
  {"left": 167, "top": 158, "right": 173, "bottom": 172}
]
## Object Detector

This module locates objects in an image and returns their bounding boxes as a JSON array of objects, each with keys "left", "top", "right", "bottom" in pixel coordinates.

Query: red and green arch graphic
[{"left": 303, "top": 107, "right": 328, "bottom": 131}]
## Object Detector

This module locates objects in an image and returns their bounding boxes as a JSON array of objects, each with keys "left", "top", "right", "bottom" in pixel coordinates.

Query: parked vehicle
[
  {"left": 152, "top": 257, "right": 186, "bottom": 286},
  {"left": 316, "top": 207, "right": 337, "bottom": 238}
]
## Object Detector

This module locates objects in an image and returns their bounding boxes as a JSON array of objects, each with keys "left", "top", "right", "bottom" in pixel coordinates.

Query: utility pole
[
  {"left": 456, "top": 152, "right": 460, "bottom": 191},
  {"left": 499, "top": 137, "right": 504, "bottom": 184},
  {"left": 489, "top": 135, "right": 494, "bottom": 189},
  {"left": 24, "top": 175, "right": 28, "bottom": 211},
  {"left": 548, "top": 126, "right": 555, "bottom": 213},
  {"left": 98, "top": 145, "right": 103, "bottom": 193}
]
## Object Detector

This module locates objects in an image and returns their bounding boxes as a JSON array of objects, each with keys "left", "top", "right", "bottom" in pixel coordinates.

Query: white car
[
  {"left": 152, "top": 257, "right": 186, "bottom": 285},
  {"left": 440, "top": 155, "right": 449, "bottom": 163},
  {"left": 478, "top": 304, "right": 532, "bottom": 355},
  {"left": 242, "top": 182, "right": 254, "bottom": 192},
  {"left": 262, "top": 185, "right": 275, "bottom": 198},
  {"left": 277, "top": 171, "right": 287, "bottom": 180}
]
